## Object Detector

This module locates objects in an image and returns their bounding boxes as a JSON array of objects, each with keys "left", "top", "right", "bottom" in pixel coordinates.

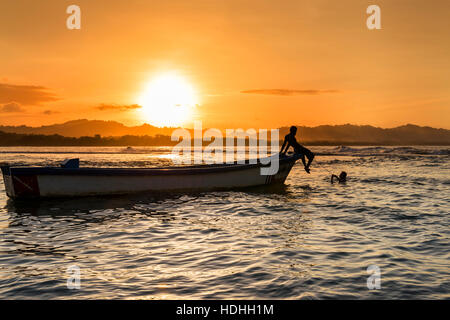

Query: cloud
[
  {"left": 42, "top": 110, "right": 60, "bottom": 115},
  {"left": 0, "top": 102, "right": 25, "bottom": 113},
  {"left": 241, "top": 89, "right": 339, "bottom": 96},
  {"left": 95, "top": 103, "right": 142, "bottom": 111},
  {"left": 0, "top": 83, "right": 59, "bottom": 105}
]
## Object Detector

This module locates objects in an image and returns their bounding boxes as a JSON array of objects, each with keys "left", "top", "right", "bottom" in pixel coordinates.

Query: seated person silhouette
[
  {"left": 280, "top": 126, "right": 315, "bottom": 173},
  {"left": 331, "top": 171, "right": 347, "bottom": 183}
]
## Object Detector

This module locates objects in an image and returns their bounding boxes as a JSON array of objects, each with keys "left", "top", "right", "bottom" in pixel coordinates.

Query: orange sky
[{"left": 1, "top": 0, "right": 449, "bottom": 129}]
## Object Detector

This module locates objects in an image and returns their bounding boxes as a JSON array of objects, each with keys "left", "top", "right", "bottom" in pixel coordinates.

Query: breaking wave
[{"left": 325, "top": 146, "right": 450, "bottom": 156}]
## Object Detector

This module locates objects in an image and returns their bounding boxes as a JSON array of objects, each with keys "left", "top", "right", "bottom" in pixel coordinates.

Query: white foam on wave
[{"left": 327, "top": 146, "right": 449, "bottom": 156}]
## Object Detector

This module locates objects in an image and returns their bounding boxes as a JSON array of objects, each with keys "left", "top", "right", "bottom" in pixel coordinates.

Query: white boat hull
[{"left": 1, "top": 155, "right": 299, "bottom": 199}]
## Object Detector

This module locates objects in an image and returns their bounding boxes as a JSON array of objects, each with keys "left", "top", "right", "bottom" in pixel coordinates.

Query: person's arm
[
  {"left": 331, "top": 174, "right": 339, "bottom": 183},
  {"left": 280, "top": 137, "right": 288, "bottom": 154}
]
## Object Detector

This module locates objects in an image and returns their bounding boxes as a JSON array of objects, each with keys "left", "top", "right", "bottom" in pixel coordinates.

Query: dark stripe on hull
[{"left": 12, "top": 175, "right": 40, "bottom": 198}]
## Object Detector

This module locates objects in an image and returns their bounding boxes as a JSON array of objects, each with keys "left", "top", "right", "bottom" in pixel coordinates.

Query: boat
[{"left": 1, "top": 154, "right": 300, "bottom": 199}]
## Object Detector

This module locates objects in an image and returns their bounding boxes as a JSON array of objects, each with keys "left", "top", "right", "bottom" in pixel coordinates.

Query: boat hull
[{"left": 1, "top": 156, "right": 299, "bottom": 199}]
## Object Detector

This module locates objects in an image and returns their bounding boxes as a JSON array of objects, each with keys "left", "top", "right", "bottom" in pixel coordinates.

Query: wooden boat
[{"left": 1, "top": 154, "right": 300, "bottom": 199}]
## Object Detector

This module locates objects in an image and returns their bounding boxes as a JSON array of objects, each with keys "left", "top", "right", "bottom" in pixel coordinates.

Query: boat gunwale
[{"left": 3, "top": 154, "right": 300, "bottom": 176}]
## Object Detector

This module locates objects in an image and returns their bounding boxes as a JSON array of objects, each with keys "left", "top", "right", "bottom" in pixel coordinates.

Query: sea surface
[{"left": 0, "top": 146, "right": 449, "bottom": 299}]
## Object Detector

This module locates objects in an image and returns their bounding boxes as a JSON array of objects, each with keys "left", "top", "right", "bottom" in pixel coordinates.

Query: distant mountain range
[
  {"left": 278, "top": 124, "right": 450, "bottom": 145},
  {"left": 0, "top": 119, "right": 175, "bottom": 137},
  {"left": 0, "top": 120, "right": 449, "bottom": 145}
]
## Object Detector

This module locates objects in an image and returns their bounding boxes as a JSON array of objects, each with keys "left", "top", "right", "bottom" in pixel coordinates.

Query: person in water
[
  {"left": 331, "top": 171, "right": 347, "bottom": 183},
  {"left": 280, "top": 126, "right": 315, "bottom": 173}
]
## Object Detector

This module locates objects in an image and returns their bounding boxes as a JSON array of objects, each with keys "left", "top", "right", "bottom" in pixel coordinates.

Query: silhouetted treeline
[
  {"left": 0, "top": 132, "right": 176, "bottom": 146},
  {"left": 0, "top": 130, "right": 449, "bottom": 146}
]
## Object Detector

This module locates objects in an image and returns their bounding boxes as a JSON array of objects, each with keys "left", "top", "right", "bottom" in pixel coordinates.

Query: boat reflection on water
[{"left": 4, "top": 183, "right": 293, "bottom": 218}]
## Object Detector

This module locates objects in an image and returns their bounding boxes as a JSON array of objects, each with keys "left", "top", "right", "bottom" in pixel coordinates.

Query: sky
[{"left": 0, "top": 0, "right": 449, "bottom": 129}]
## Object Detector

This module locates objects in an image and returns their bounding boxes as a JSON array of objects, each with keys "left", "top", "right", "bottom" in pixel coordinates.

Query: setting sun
[{"left": 137, "top": 73, "right": 198, "bottom": 127}]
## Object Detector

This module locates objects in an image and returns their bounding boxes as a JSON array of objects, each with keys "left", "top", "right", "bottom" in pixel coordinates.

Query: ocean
[{"left": 0, "top": 146, "right": 449, "bottom": 299}]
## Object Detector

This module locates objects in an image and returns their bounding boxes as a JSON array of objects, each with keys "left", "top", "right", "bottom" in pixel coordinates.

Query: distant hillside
[
  {"left": 279, "top": 124, "right": 450, "bottom": 145},
  {"left": 0, "top": 119, "right": 175, "bottom": 137},
  {"left": 0, "top": 120, "right": 449, "bottom": 145}
]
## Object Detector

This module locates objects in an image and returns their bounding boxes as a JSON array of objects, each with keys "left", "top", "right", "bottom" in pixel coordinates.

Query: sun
[{"left": 137, "top": 72, "right": 198, "bottom": 127}]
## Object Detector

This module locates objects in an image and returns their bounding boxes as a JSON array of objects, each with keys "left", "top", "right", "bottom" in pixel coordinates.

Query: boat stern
[
  {"left": 1, "top": 167, "right": 41, "bottom": 199},
  {"left": 1, "top": 166, "right": 15, "bottom": 198}
]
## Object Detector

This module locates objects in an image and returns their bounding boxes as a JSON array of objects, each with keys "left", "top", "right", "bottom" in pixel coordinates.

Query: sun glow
[{"left": 137, "top": 73, "right": 198, "bottom": 127}]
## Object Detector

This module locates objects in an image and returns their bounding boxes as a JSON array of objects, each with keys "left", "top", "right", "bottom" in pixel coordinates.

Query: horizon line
[{"left": 0, "top": 119, "right": 449, "bottom": 131}]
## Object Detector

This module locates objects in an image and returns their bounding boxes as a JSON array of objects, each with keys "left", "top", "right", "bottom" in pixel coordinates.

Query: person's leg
[
  {"left": 305, "top": 150, "right": 315, "bottom": 169},
  {"left": 295, "top": 145, "right": 312, "bottom": 173},
  {"left": 301, "top": 155, "right": 310, "bottom": 173},
  {"left": 300, "top": 154, "right": 307, "bottom": 167},
  {"left": 299, "top": 147, "right": 314, "bottom": 172}
]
